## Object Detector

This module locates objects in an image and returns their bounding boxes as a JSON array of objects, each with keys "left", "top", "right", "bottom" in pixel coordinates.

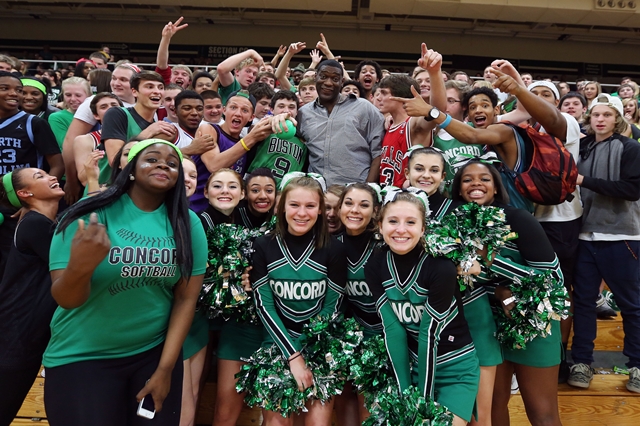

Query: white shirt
[
  {"left": 535, "top": 112, "right": 583, "bottom": 222},
  {"left": 74, "top": 95, "right": 135, "bottom": 126}
]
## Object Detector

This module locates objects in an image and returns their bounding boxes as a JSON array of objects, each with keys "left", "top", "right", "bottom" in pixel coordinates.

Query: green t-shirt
[
  {"left": 48, "top": 109, "right": 74, "bottom": 150},
  {"left": 432, "top": 128, "right": 483, "bottom": 193},
  {"left": 218, "top": 78, "right": 241, "bottom": 105},
  {"left": 247, "top": 134, "right": 307, "bottom": 185},
  {"left": 43, "top": 194, "right": 207, "bottom": 367}
]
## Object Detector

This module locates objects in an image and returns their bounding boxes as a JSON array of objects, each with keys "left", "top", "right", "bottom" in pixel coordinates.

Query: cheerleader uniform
[{"left": 366, "top": 245, "right": 480, "bottom": 422}]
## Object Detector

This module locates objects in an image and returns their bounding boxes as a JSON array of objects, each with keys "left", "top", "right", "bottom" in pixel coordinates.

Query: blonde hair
[
  {"left": 61, "top": 76, "right": 91, "bottom": 96},
  {"left": 238, "top": 58, "right": 259, "bottom": 72}
]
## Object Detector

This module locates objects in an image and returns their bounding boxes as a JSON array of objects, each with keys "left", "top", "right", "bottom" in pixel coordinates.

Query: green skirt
[
  {"left": 183, "top": 310, "right": 210, "bottom": 360},
  {"left": 463, "top": 293, "right": 503, "bottom": 366},
  {"left": 435, "top": 348, "right": 480, "bottom": 423},
  {"left": 218, "top": 320, "right": 265, "bottom": 361},
  {"left": 503, "top": 320, "right": 562, "bottom": 367}
]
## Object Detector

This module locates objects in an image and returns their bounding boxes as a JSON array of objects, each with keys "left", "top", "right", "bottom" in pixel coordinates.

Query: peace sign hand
[
  {"left": 389, "top": 85, "right": 433, "bottom": 117},
  {"left": 161, "top": 16, "right": 188, "bottom": 38}
]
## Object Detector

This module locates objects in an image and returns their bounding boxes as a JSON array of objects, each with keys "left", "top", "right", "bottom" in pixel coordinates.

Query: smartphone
[{"left": 137, "top": 395, "right": 156, "bottom": 419}]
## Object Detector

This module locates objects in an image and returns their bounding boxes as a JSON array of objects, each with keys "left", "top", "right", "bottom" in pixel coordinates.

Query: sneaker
[
  {"left": 567, "top": 363, "right": 594, "bottom": 389},
  {"left": 596, "top": 293, "right": 617, "bottom": 319},
  {"left": 510, "top": 373, "right": 519, "bottom": 394},
  {"left": 627, "top": 367, "right": 640, "bottom": 393},
  {"left": 603, "top": 290, "right": 620, "bottom": 312}
]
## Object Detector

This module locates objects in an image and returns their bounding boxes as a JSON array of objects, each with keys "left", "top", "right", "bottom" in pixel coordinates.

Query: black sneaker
[{"left": 596, "top": 293, "right": 617, "bottom": 319}]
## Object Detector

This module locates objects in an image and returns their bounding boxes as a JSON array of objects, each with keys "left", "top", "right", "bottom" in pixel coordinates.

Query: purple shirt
[{"left": 190, "top": 124, "right": 247, "bottom": 213}]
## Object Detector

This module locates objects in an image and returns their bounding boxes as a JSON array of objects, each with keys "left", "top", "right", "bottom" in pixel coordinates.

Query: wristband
[
  {"left": 503, "top": 296, "right": 516, "bottom": 305},
  {"left": 287, "top": 352, "right": 303, "bottom": 363},
  {"left": 240, "top": 138, "right": 250, "bottom": 152},
  {"left": 439, "top": 114, "right": 452, "bottom": 130}
]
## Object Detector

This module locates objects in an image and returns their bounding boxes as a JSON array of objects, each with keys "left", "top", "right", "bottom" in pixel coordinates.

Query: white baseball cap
[
  {"left": 528, "top": 81, "right": 559, "bottom": 100},
  {"left": 589, "top": 93, "right": 624, "bottom": 117}
]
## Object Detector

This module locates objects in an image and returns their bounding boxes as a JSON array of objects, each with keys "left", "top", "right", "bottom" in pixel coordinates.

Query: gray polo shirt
[{"left": 297, "top": 94, "right": 384, "bottom": 186}]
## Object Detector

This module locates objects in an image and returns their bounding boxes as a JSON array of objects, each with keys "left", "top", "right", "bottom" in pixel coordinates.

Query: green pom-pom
[
  {"left": 199, "top": 220, "right": 275, "bottom": 324},
  {"left": 495, "top": 269, "right": 570, "bottom": 350},
  {"left": 426, "top": 203, "right": 514, "bottom": 292},
  {"left": 364, "top": 385, "right": 453, "bottom": 426},
  {"left": 236, "top": 313, "right": 364, "bottom": 416}
]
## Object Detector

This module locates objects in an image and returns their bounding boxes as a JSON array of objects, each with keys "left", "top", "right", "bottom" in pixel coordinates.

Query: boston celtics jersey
[
  {"left": 44, "top": 194, "right": 207, "bottom": 367},
  {"left": 252, "top": 233, "right": 346, "bottom": 357},
  {"left": 432, "top": 128, "right": 482, "bottom": 193},
  {"left": 366, "top": 246, "right": 474, "bottom": 398},
  {"left": 247, "top": 133, "right": 307, "bottom": 185}
]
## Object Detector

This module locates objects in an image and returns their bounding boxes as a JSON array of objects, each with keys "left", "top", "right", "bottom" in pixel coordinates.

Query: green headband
[
  {"left": 127, "top": 139, "right": 184, "bottom": 163},
  {"left": 2, "top": 172, "right": 22, "bottom": 208},
  {"left": 21, "top": 79, "right": 47, "bottom": 95}
]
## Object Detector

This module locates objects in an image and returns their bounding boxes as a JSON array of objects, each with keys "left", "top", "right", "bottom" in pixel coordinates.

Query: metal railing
[{"left": 15, "top": 59, "right": 624, "bottom": 88}]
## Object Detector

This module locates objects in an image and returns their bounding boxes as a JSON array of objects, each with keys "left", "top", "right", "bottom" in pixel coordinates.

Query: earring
[
  {"left": 29, "top": 193, "right": 34, "bottom": 197},
  {"left": 129, "top": 174, "right": 135, "bottom": 181}
]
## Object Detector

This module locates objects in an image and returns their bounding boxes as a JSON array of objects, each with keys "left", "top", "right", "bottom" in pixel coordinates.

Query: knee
[{"left": 526, "top": 409, "right": 561, "bottom": 426}]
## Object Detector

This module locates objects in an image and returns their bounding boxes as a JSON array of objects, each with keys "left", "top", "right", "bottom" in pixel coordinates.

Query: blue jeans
[{"left": 572, "top": 240, "right": 640, "bottom": 368}]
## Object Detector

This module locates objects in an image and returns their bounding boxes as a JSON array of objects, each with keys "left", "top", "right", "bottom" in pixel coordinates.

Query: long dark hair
[
  {"left": 57, "top": 147, "right": 194, "bottom": 282},
  {"left": 450, "top": 159, "right": 510, "bottom": 206}
]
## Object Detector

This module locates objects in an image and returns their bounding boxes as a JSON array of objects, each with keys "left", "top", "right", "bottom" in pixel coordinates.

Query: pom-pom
[
  {"left": 199, "top": 220, "right": 274, "bottom": 323},
  {"left": 426, "top": 203, "right": 514, "bottom": 291},
  {"left": 236, "top": 313, "right": 364, "bottom": 416},
  {"left": 364, "top": 386, "right": 453, "bottom": 426},
  {"left": 495, "top": 269, "right": 570, "bottom": 350}
]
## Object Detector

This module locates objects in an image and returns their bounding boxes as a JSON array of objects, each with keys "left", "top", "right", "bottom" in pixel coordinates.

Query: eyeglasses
[{"left": 447, "top": 98, "right": 461, "bottom": 104}]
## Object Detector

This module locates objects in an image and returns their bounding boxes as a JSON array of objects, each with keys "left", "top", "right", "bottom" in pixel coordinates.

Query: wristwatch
[{"left": 425, "top": 107, "right": 441, "bottom": 122}]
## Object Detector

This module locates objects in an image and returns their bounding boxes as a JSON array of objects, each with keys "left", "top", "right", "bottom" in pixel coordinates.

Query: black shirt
[{"left": 0, "top": 211, "right": 58, "bottom": 368}]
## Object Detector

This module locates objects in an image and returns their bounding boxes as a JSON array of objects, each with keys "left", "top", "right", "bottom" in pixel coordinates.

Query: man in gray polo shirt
[{"left": 297, "top": 59, "right": 384, "bottom": 185}]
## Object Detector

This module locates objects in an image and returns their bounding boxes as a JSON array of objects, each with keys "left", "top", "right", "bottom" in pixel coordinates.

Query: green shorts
[
  {"left": 463, "top": 294, "right": 503, "bottom": 366},
  {"left": 183, "top": 310, "right": 210, "bottom": 360},
  {"left": 435, "top": 348, "right": 480, "bottom": 422},
  {"left": 503, "top": 320, "right": 562, "bottom": 367},
  {"left": 217, "top": 320, "right": 265, "bottom": 361}
]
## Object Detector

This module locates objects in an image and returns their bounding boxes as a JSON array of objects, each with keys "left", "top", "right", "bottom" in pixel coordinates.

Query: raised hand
[
  {"left": 84, "top": 150, "right": 104, "bottom": 184},
  {"left": 389, "top": 85, "right": 433, "bottom": 117},
  {"left": 417, "top": 43, "right": 442, "bottom": 72},
  {"left": 490, "top": 67, "right": 524, "bottom": 96},
  {"left": 288, "top": 42, "right": 307, "bottom": 55},
  {"left": 71, "top": 213, "right": 111, "bottom": 273},
  {"left": 277, "top": 45, "right": 287, "bottom": 57},
  {"left": 309, "top": 49, "right": 323, "bottom": 66},
  {"left": 161, "top": 16, "right": 188, "bottom": 39}
]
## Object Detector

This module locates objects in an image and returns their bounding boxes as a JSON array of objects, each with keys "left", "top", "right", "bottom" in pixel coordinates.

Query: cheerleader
[
  {"left": 213, "top": 168, "right": 277, "bottom": 426},
  {"left": 336, "top": 182, "right": 382, "bottom": 424},
  {"left": 251, "top": 174, "right": 347, "bottom": 426},
  {"left": 404, "top": 145, "right": 452, "bottom": 219},
  {"left": 407, "top": 148, "right": 503, "bottom": 426},
  {"left": 365, "top": 189, "right": 480, "bottom": 426},
  {"left": 450, "top": 159, "right": 563, "bottom": 426}
]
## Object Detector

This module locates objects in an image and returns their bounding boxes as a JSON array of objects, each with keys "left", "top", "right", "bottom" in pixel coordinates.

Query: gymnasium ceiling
[{"left": 2, "top": 0, "right": 640, "bottom": 45}]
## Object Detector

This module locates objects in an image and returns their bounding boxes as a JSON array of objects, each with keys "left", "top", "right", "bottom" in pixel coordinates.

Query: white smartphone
[{"left": 137, "top": 395, "right": 156, "bottom": 419}]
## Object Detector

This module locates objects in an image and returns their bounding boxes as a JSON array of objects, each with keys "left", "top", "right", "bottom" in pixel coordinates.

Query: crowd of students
[{"left": 1, "top": 16, "right": 640, "bottom": 426}]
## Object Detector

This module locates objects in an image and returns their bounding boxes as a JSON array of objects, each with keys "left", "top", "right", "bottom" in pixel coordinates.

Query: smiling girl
[
  {"left": 250, "top": 174, "right": 347, "bottom": 425},
  {"left": 336, "top": 183, "right": 381, "bottom": 423},
  {"left": 43, "top": 139, "right": 207, "bottom": 425},
  {"left": 48, "top": 77, "right": 92, "bottom": 149},
  {"left": 365, "top": 189, "right": 479, "bottom": 426},
  {"left": 451, "top": 160, "right": 563, "bottom": 426},
  {"left": 0, "top": 168, "right": 64, "bottom": 424}
]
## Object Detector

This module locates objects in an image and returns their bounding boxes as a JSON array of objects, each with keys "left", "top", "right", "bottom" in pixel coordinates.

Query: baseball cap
[
  {"left": 589, "top": 93, "right": 624, "bottom": 117},
  {"left": 227, "top": 89, "right": 257, "bottom": 110},
  {"left": 527, "top": 81, "right": 559, "bottom": 100}
]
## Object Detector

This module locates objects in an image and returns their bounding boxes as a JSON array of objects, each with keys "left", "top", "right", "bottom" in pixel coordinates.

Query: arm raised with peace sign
[
  {"left": 51, "top": 212, "right": 111, "bottom": 309},
  {"left": 157, "top": 17, "right": 189, "bottom": 70}
]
